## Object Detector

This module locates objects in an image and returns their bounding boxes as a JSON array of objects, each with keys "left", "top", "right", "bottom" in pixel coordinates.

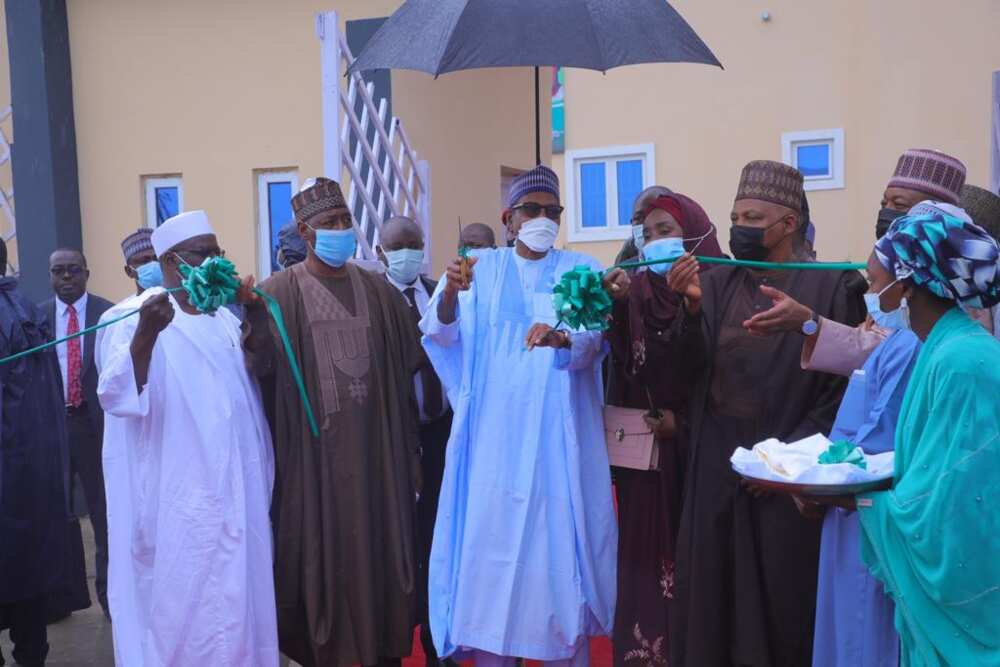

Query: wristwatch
[{"left": 801, "top": 311, "right": 819, "bottom": 336}]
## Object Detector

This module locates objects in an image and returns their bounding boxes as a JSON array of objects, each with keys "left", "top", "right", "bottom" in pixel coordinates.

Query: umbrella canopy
[
  {"left": 348, "top": 0, "right": 721, "bottom": 75},
  {"left": 348, "top": 0, "right": 722, "bottom": 163}
]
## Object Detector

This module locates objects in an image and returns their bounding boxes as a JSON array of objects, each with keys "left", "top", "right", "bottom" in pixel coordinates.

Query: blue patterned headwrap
[{"left": 875, "top": 204, "right": 1000, "bottom": 308}]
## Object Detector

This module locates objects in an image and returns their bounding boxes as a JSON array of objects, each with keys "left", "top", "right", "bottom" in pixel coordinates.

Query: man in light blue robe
[
  {"left": 420, "top": 166, "right": 622, "bottom": 667},
  {"left": 810, "top": 248, "right": 922, "bottom": 667}
]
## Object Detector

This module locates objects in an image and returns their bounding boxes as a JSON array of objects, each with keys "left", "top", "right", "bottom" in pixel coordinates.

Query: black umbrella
[{"left": 348, "top": 0, "right": 722, "bottom": 164}]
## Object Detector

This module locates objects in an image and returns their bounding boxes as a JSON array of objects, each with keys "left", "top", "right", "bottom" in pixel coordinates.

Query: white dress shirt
[
  {"left": 387, "top": 274, "right": 449, "bottom": 422},
  {"left": 55, "top": 292, "right": 88, "bottom": 403}
]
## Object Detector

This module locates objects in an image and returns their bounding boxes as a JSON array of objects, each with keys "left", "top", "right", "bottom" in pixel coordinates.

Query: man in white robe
[
  {"left": 421, "top": 166, "right": 626, "bottom": 667},
  {"left": 97, "top": 211, "right": 278, "bottom": 666}
]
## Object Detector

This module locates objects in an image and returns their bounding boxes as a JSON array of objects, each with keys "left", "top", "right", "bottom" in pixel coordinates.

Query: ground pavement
[{"left": 1, "top": 519, "right": 610, "bottom": 666}]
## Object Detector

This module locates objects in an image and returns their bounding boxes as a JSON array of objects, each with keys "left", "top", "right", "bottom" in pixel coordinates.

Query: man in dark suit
[
  {"left": 43, "top": 248, "right": 113, "bottom": 618},
  {"left": 377, "top": 216, "right": 454, "bottom": 667}
]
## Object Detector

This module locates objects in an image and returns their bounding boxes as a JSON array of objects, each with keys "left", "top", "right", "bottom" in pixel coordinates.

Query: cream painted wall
[
  {"left": 556, "top": 0, "right": 1000, "bottom": 267},
  {"left": 63, "top": 0, "right": 544, "bottom": 300}
]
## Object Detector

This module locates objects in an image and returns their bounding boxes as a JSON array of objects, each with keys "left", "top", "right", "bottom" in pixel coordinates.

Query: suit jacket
[{"left": 42, "top": 292, "right": 114, "bottom": 432}]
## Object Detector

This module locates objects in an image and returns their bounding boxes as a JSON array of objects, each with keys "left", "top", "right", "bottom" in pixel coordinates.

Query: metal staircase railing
[{"left": 316, "top": 12, "right": 432, "bottom": 267}]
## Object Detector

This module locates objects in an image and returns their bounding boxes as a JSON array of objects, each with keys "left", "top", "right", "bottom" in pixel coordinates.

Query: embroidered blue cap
[{"left": 508, "top": 165, "right": 560, "bottom": 208}]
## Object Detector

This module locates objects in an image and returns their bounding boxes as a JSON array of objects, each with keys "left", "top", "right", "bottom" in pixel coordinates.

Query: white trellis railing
[
  {"left": 316, "top": 11, "right": 432, "bottom": 267},
  {"left": 0, "top": 105, "right": 15, "bottom": 275}
]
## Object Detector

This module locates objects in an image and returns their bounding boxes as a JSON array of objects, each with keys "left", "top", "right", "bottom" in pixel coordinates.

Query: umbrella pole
[{"left": 534, "top": 66, "right": 541, "bottom": 165}]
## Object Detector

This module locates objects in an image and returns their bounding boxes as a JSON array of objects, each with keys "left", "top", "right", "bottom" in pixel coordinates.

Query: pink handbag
[{"left": 603, "top": 405, "right": 660, "bottom": 470}]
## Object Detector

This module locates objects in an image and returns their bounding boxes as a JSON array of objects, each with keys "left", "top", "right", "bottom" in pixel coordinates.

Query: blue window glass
[
  {"left": 580, "top": 162, "right": 607, "bottom": 228},
  {"left": 155, "top": 187, "right": 179, "bottom": 226},
  {"left": 616, "top": 159, "right": 643, "bottom": 226},
  {"left": 796, "top": 144, "right": 831, "bottom": 177},
  {"left": 267, "top": 181, "right": 294, "bottom": 272}
]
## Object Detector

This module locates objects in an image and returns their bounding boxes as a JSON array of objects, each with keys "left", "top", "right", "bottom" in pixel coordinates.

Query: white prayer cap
[{"left": 151, "top": 210, "right": 216, "bottom": 256}]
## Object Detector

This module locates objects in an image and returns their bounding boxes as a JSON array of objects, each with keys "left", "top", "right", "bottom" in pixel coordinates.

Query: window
[
  {"left": 256, "top": 170, "right": 299, "bottom": 277},
  {"left": 143, "top": 176, "right": 183, "bottom": 227},
  {"left": 781, "top": 129, "right": 844, "bottom": 191},
  {"left": 564, "top": 144, "right": 655, "bottom": 242}
]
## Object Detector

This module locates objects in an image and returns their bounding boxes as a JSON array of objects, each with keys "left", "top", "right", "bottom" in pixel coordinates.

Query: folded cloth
[
  {"left": 818, "top": 440, "right": 867, "bottom": 469},
  {"left": 731, "top": 433, "right": 893, "bottom": 485}
]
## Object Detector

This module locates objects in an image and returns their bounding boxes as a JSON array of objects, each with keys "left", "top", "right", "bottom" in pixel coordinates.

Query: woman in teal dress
[{"left": 842, "top": 207, "right": 1000, "bottom": 666}]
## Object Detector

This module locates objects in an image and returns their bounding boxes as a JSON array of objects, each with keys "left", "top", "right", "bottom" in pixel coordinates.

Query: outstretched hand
[
  {"left": 444, "top": 255, "right": 478, "bottom": 296},
  {"left": 235, "top": 275, "right": 260, "bottom": 306},
  {"left": 742, "top": 285, "right": 813, "bottom": 336},
  {"left": 602, "top": 268, "right": 631, "bottom": 302},
  {"left": 667, "top": 254, "right": 702, "bottom": 313}
]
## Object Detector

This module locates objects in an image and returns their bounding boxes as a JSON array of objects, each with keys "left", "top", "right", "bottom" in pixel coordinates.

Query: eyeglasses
[
  {"left": 175, "top": 248, "right": 225, "bottom": 266},
  {"left": 511, "top": 203, "right": 564, "bottom": 219},
  {"left": 50, "top": 265, "right": 85, "bottom": 277}
]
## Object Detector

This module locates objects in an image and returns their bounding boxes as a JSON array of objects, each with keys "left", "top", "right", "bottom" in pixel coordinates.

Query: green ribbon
[
  {"left": 616, "top": 256, "right": 866, "bottom": 272},
  {"left": 552, "top": 264, "right": 614, "bottom": 331},
  {"left": 550, "top": 255, "right": 866, "bottom": 331},
  {"left": 818, "top": 439, "right": 868, "bottom": 469},
  {"left": 0, "top": 257, "right": 320, "bottom": 439},
  {"left": 252, "top": 288, "right": 320, "bottom": 438}
]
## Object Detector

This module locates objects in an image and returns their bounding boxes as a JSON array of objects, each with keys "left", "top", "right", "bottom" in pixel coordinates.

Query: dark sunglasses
[{"left": 511, "top": 203, "right": 564, "bottom": 219}]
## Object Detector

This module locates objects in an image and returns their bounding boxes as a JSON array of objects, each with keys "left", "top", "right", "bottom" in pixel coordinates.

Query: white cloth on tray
[{"left": 730, "top": 433, "right": 894, "bottom": 485}]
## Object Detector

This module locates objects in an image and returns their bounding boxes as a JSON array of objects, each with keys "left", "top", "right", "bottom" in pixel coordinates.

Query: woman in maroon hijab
[{"left": 605, "top": 193, "right": 723, "bottom": 666}]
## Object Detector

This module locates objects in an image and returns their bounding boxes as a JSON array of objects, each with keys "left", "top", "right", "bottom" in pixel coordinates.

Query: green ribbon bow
[
  {"left": 818, "top": 439, "right": 868, "bottom": 469},
  {"left": 179, "top": 256, "right": 242, "bottom": 314},
  {"left": 553, "top": 265, "right": 614, "bottom": 331}
]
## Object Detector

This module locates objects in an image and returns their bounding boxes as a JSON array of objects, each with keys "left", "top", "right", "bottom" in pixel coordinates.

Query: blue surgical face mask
[
  {"left": 136, "top": 261, "right": 163, "bottom": 289},
  {"left": 643, "top": 237, "right": 685, "bottom": 275},
  {"left": 310, "top": 227, "right": 357, "bottom": 268},
  {"left": 864, "top": 280, "right": 910, "bottom": 330},
  {"left": 384, "top": 248, "right": 424, "bottom": 284}
]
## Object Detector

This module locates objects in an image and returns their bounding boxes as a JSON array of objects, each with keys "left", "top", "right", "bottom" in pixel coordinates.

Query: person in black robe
[
  {"left": 0, "top": 240, "right": 82, "bottom": 666},
  {"left": 669, "top": 162, "right": 866, "bottom": 667}
]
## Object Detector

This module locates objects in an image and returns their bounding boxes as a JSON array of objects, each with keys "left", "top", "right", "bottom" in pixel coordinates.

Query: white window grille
[{"left": 564, "top": 143, "right": 656, "bottom": 243}]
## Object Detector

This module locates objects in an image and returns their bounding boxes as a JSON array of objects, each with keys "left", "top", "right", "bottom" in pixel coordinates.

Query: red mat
[
  {"left": 405, "top": 488, "right": 617, "bottom": 666},
  {"left": 403, "top": 629, "right": 612, "bottom": 667}
]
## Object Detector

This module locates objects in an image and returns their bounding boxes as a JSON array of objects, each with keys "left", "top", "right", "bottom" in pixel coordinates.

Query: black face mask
[
  {"left": 876, "top": 207, "right": 907, "bottom": 240},
  {"left": 729, "top": 224, "right": 773, "bottom": 261}
]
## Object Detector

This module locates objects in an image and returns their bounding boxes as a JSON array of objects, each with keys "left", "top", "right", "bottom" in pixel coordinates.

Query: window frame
[
  {"left": 255, "top": 169, "right": 299, "bottom": 279},
  {"left": 781, "top": 129, "right": 845, "bottom": 191},
  {"left": 142, "top": 175, "right": 184, "bottom": 228},
  {"left": 564, "top": 143, "right": 656, "bottom": 243}
]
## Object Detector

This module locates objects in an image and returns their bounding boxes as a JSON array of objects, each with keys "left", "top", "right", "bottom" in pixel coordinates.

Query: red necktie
[{"left": 66, "top": 304, "right": 83, "bottom": 408}]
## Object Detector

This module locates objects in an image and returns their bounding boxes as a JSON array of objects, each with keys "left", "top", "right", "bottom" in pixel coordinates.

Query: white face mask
[
  {"left": 384, "top": 248, "right": 425, "bottom": 284},
  {"left": 516, "top": 217, "right": 560, "bottom": 253},
  {"left": 864, "top": 278, "right": 911, "bottom": 330}
]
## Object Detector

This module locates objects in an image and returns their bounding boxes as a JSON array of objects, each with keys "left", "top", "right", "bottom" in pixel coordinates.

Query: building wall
[
  {"left": 555, "top": 0, "right": 1000, "bottom": 267},
  {"left": 62, "top": 0, "right": 544, "bottom": 300}
]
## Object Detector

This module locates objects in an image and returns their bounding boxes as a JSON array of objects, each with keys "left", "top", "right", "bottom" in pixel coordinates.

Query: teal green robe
[{"left": 859, "top": 308, "right": 1000, "bottom": 666}]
